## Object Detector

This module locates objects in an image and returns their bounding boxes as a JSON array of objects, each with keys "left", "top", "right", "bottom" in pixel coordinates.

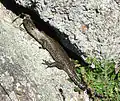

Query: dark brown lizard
[
  {"left": 22, "top": 14, "right": 104, "bottom": 99},
  {"left": 23, "top": 14, "right": 87, "bottom": 89}
]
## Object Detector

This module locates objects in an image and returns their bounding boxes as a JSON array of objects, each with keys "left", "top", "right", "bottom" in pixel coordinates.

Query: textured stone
[
  {"left": 0, "top": 2, "right": 89, "bottom": 101},
  {"left": 15, "top": 0, "right": 120, "bottom": 63}
]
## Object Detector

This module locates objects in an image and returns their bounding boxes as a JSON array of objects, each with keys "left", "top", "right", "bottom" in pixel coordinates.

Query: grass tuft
[{"left": 76, "top": 57, "right": 120, "bottom": 101}]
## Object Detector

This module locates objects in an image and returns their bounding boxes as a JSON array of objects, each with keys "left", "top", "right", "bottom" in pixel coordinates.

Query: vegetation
[{"left": 75, "top": 57, "right": 120, "bottom": 101}]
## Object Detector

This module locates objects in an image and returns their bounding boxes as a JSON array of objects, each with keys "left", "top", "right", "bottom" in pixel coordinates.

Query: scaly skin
[
  {"left": 23, "top": 14, "right": 87, "bottom": 90},
  {"left": 22, "top": 14, "right": 104, "bottom": 99}
]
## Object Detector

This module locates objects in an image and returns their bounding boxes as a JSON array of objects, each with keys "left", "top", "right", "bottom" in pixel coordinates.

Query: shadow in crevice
[{"left": 0, "top": 0, "right": 89, "bottom": 66}]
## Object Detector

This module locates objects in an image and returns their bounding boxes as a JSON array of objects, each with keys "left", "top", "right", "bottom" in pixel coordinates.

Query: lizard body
[
  {"left": 22, "top": 14, "right": 106, "bottom": 99},
  {"left": 23, "top": 14, "right": 87, "bottom": 90}
]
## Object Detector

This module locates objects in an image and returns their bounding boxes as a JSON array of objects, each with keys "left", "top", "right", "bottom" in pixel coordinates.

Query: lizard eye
[{"left": 31, "top": 27, "right": 34, "bottom": 30}]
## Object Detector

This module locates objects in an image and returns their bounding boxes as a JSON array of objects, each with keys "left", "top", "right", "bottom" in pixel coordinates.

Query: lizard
[
  {"left": 22, "top": 14, "right": 104, "bottom": 99},
  {"left": 23, "top": 14, "right": 87, "bottom": 89},
  {"left": 22, "top": 14, "right": 87, "bottom": 90}
]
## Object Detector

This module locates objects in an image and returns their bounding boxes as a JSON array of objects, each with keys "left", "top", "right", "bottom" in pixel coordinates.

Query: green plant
[{"left": 76, "top": 57, "right": 120, "bottom": 101}]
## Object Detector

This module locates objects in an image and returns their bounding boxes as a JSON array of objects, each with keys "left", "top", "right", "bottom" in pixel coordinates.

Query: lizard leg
[
  {"left": 42, "top": 60, "right": 57, "bottom": 68},
  {"left": 42, "top": 60, "right": 64, "bottom": 69}
]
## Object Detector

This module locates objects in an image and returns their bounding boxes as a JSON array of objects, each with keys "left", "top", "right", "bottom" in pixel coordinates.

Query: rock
[
  {"left": 1, "top": 0, "right": 120, "bottom": 100},
  {"left": 0, "top": 2, "right": 89, "bottom": 101},
  {"left": 15, "top": 0, "right": 120, "bottom": 62}
]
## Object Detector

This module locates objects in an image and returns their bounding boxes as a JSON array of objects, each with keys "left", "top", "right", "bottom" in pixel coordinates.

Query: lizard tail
[
  {"left": 67, "top": 69, "right": 104, "bottom": 99},
  {"left": 66, "top": 69, "right": 87, "bottom": 90},
  {"left": 67, "top": 69, "right": 94, "bottom": 98}
]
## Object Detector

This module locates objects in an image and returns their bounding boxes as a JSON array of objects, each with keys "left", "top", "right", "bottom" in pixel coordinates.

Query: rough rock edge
[
  {"left": 15, "top": 0, "right": 120, "bottom": 63},
  {"left": 0, "top": 2, "right": 90, "bottom": 101}
]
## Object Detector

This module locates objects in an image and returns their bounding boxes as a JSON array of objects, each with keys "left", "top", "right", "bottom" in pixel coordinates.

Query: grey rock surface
[
  {"left": 15, "top": 0, "right": 120, "bottom": 63},
  {"left": 0, "top": 2, "right": 89, "bottom": 101}
]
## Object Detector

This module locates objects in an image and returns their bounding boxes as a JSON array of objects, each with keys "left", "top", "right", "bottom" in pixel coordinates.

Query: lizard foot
[{"left": 42, "top": 60, "right": 57, "bottom": 68}]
